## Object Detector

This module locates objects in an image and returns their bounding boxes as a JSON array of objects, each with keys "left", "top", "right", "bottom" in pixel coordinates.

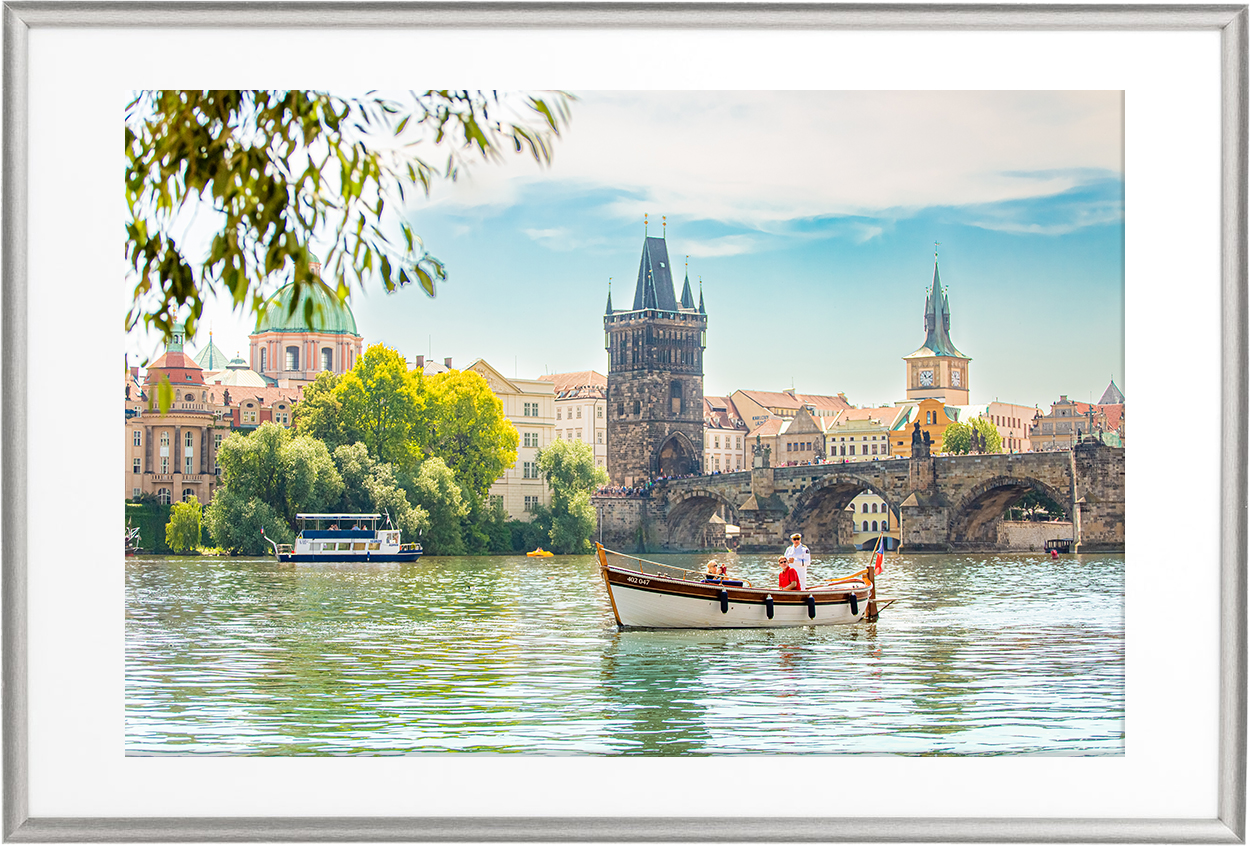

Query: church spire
[
  {"left": 917, "top": 252, "right": 965, "bottom": 358},
  {"left": 698, "top": 278, "right": 705, "bottom": 314},
  {"left": 605, "top": 278, "right": 613, "bottom": 315}
]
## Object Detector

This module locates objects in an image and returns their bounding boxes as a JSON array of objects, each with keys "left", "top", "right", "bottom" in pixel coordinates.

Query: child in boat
[{"left": 778, "top": 556, "right": 800, "bottom": 591}]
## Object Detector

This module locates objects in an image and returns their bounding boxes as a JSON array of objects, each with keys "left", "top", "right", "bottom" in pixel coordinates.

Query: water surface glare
[{"left": 126, "top": 552, "right": 1124, "bottom": 755}]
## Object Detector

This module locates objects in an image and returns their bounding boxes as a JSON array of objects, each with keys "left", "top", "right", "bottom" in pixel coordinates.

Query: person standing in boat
[{"left": 784, "top": 532, "right": 810, "bottom": 589}]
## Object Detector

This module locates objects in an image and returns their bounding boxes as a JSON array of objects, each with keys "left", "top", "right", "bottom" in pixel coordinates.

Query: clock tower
[{"left": 904, "top": 252, "right": 971, "bottom": 405}]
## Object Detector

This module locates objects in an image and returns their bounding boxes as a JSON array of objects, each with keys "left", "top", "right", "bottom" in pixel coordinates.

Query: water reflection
[{"left": 126, "top": 552, "right": 1123, "bottom": 756}]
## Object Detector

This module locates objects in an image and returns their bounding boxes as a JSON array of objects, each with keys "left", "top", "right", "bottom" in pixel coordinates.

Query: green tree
[
  {"left": 293, "top": 371, "right": 346, "bottom": 449},
  {"left": 331, "top": 443, "right": 429, "bottom": 541},
  {"left": 337, "top": 344, "right": 423, "bottom": 468},
  {"left": 422, "top": 369, "right": 519, "bottom": 503},
  {"left": 210, "top": 419, "right": 345, "bottom": 544},
  {"left": 164, "top": 498, "right": 202, "bottom": 553},
  {"left": 942, "top": 418, "right": 1002, "bottom": 455},
  {"left": 125, "top": 90, "right": 572, "bottom": 344},
  {"left": 204, "top": 490, "right": 293, "bottom": 555},
  {"left": 410, "top": 458, "right": 468, "bottom": 555},
  {"left": 537, "top": 439, "right": 609, "bottom": 554}
]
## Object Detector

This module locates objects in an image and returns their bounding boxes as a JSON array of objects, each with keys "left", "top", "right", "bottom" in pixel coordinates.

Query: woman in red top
[{"left": 778, "top": 555, "right": 800, "bottom": 590}]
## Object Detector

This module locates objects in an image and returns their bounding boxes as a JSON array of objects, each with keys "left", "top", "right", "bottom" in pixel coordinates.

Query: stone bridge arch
[
  {"left": 662, "top": 488, "right": 742, "bottom": 550},
  {"left": 947, "top": 475, "right": 1072, "bottom": 548},
  {"left": 790, "top": 473, "right": 898, "bottom": 551}
]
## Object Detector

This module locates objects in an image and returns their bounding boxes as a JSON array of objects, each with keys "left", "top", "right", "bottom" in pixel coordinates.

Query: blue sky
[{"left": 129, "top": 90, "right": 1124, "bottom": 409}]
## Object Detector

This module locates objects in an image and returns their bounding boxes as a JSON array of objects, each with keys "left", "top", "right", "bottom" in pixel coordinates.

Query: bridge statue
[
  {"left": 911, "top": 421, "right": 931, "bottom": 459},
  {"left": 752, "top": 434, "right": 771, "bottom": 469}
]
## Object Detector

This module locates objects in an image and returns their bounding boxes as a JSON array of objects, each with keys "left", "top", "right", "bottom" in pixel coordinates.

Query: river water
[{"left": 125, "top": 551, "right": 1123, "bottom": 756}]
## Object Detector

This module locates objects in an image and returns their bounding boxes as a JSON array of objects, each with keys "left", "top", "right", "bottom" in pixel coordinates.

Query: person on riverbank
[
  {"left": 778, "top": 556, "right": 800, "bottom": 590},
  {"left": 784, "top": 532, "right": 810, "bottom": 589}
]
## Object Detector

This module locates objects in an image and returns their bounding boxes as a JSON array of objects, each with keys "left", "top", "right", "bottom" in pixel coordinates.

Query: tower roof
[
  {"left": 679, "top": 272, "right": 695, "bottom": 309},
  {"left": 193, "top": 337, "right": 231, "bottom": 372},
  {"left": 1098, "top": 379, "right": 1124, "bottom": 405},
  {"left": 907, "top": 258, "right": 967, "bottom": 359},
  {"left": 632, "top": 236, "right": 680, "bottom": 311}
]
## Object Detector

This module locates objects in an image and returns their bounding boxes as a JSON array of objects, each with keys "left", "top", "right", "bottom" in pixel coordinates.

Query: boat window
[
  {"left": 309, "top": 543, "right": 320, "bottom": 551},
  {"left": 353, "top": 542, "right": 365, "bottom": 551},
  {"left": 337, "top": 542, "right": 351, "bottom": 551},
  {"left": 369, "top": 542, "right": 381, "bottom": 550}
]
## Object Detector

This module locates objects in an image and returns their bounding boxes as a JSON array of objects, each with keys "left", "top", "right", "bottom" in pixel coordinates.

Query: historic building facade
[
  {"left": 249, "top": 259, "right": 364, "bottom": 388},
  {"left": 904, "top": 254, "right": 971, "bottom": 406},
  {"left": 604, "top": 234, "right": 707, "bottom": 486},
  {"left": 469, "top": 359, "right": 555, "bottom": 521},
  {"left": 540, "top": 371, "right": 609, "bottom": 470},
  {"left": 124, "top": 325, "right": 228, "bottom": 504},
  {"left": 702, "top": 396, "right": 747, "bottom": 473}
]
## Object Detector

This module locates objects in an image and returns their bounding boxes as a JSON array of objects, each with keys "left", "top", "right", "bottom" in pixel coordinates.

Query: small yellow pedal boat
[{"left": 527, "top": 547, "right": 554, "bottom": 557}]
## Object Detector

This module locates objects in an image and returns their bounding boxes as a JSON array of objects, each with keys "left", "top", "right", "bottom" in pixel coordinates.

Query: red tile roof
[
  {"left": 539, "top": 371, "right": 607, "bottom": 391},
  {"left": 737, "top": 389, "right": 852, "bottom": 412},
  {"left": 703, "top": 396, "right": 746, "bottom": 430}
]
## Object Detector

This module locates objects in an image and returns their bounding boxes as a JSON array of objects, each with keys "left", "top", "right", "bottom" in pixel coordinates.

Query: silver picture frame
[{"left": 5, "top": 3, "right": 1247, "bottom": 841}]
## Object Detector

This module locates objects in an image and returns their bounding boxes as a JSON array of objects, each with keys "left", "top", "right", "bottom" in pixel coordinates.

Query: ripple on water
[{"left": 126, "top": 552, "right": 1123, "bottom": 755}]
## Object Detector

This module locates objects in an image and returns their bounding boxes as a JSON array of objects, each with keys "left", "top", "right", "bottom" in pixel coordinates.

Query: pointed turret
[
  {"left": 698, "top": 279, "right": 705, "bottom": 314},
  {"left": 679, "top": 272, "right": 695, "bottom": 310},
  {"left": 631, "top": 236, "right": 680, "bottom": 311},
  {"left": 915, "top": 258, "right": 965, "bottom": 358},
  {"left": 605, "top": 281, "right": 613, "bottom": 315}
]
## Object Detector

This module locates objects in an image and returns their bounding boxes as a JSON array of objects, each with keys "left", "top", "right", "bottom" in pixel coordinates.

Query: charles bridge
[{"left": 593, "top": 438, "right": 1124, "bottom": 553}]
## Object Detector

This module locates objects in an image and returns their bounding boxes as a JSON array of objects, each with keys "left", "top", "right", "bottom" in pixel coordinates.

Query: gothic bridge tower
[{"left": 604, "top": 232, "right": 707, "bottom": 486}]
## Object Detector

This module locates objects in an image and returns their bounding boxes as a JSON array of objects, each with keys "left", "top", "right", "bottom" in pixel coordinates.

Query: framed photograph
[{"left": 5, "top": 3, "right": 1246, "bottom": 841}]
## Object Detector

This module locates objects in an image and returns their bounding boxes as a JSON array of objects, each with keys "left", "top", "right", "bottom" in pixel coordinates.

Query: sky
[{"left": 127, "top": 90, "right": 1125, "bottom": 410}]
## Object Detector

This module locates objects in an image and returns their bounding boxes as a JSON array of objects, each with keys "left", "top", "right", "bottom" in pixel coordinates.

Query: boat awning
[{"left": 295, "top": 513, "right": 382, "bottom": 520}]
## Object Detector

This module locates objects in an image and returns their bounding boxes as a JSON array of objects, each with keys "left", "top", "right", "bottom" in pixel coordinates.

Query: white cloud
[{"left": 426, "top": 91, "right": 1123, "bottom": 232}]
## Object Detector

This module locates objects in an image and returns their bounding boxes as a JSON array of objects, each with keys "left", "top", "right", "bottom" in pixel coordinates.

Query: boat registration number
[{"left": 625, "top": 576, "right": 651, "bottom": 586}]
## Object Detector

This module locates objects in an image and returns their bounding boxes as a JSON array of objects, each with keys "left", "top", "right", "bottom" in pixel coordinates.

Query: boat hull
[
  {"left": 278, "top": 551, "right": 422, "bottom": 563},
  {"left": 601, "top": 565, "right": 869, "bottom": 629}
]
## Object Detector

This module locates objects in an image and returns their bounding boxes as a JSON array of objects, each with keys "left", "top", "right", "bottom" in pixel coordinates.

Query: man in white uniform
[{"left": 784, "top": 532, "right": 811, "bottom": 590}]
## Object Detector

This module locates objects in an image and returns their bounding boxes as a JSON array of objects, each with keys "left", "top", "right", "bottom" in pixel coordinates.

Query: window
[
  {"left": 871, "top": 444, "right": 878, "bottom": 455},
  {"left": 883, "top": 516, "right": 889, "bottom": 529},
  {"left": 862, "top": 521, "right": 869, "bottom": 532},
  {"left": 182, "top": 488, "right": 196, "bottom": 502},
  {"left": 714, "top": 456, "right": 721, "bottom": 471},
  {"left": 557, "top": 408, "right": 562, "bottom": 420},
  {"left": 597, "top": 406, "right": 603, "bottom": 419},
  {"left": 259, "top": 348, "right": 266, "bottom": 373},
  {"left": 185, "top": 456, "right": 193, "bottom": 474},
  {"left": 214, "top": 433, "right": 222, "bottom": 449},
  {"left": 714, "top": 435, "right": 720, "bottom": 449},
  {"left": 523, "top": 402, "right": 539, "bottom": 417},
  {"left": 523, "top": 432, "right": 536, "bottom": 448},
  {"left": 523, "top": 462, "right": 538, "bottom": 479},
  {"left": 133, "top": 488, "right": 141, "bottom": 500},
  {"left": 618, "top": 403, "right": 625, "bottom": 417},
  {"left": 524, "top": 495, "right": 539, "bottom": 512},
  {"left": 322, "top": 348, "right": 333, "bottom": 371},
  {"left": 863, "top": 503, "right": 869, "bottom": 513},
  {"left": 133, "top": 430, "right": 141, "bottom": 446},
  {"left": 576, "top": 428, "right": 583, "bottom": 440},
  {"left": 596, "top": 431, "right": 603, "bottom": 444},
  {"left": 285, "top": 346, "right": 299, "bottom": 370},
  {"left": 872, "top": 520, "right": 878, "bottom": 532},
  {"left": 160, "top": 456, "right": 169, "bottom": 474},
  {"left": 670, "top": 380, "right": 682, "bottom": 414},
  {"left": 185, "top": 431, "right": 194, "bottom": 448},
  {"left": 556, "top": 431, "right": 563, "bottom": 440},
  {"left": 160, "top": 432, "right": 170, "bottom": 447},
  {"left": 633, "top": 400, "right": 641, "bottom": 415},
  {"left": 133, "top": 458, "right": 140, "bottom": 474},
  {"left": 849, "top": 445, "right": 856, "bottom": 456},
  {"left": 736, "top": 436, "right": 742, "bottom": 450},
  {"left": 576, "top": 407, "right": 582, "bottom": 419},
  {"left": 840, "top": 446, "right": 846, "bottom": 456},
  {"left": 871, "top": 503, "right": 878, "bottom": 513},
  {"left": 157, "top": 488, "right": 172, "bottom": 505}
]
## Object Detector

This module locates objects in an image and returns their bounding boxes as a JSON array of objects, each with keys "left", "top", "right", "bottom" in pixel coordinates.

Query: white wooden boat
[
  {"left": 265, "top": 513, "right": 422, "bottom": 563},
  {"left": 596, "top": 544, "right": 888, "bottom": 629}
]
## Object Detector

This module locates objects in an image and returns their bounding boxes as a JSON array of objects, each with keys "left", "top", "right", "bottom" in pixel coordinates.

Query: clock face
[
  {"left": 919, "top": 369, "right": 934, "bottom": 387},
  {"left": 951, "top": 369, "right": 961, "bottom": 387}
]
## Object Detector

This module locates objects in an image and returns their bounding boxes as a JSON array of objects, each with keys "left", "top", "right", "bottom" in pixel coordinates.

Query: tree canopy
[
  {"left": 942, "top": 417, "right": 1003, "bottom": 455},
  {"left": 422, "top": 369, "right": 519, "bottom": 503},
  {"left": 164, "top": 499, "right": 202, "bottom": 553},
  {"left": 537, "top": 438, "right": 609, "bottom": 554},
  {"left": 125, "top": 89, "right": 572, "bottom": 344},
  {"left": 335, "top": 344, "right": 424, "bottom": 467}
]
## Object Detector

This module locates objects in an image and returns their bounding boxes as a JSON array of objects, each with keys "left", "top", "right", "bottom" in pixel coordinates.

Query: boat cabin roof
[{"left": 296, "top": 513, "right": 382, "bottom": 520}]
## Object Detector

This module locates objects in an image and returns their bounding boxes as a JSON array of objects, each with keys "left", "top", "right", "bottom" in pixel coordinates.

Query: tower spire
[{"left": 605, "top": 278, "right": 613, "bottom": 315}]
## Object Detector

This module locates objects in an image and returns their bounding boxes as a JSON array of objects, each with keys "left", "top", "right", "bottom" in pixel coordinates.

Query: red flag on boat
[{"left": 873, "top": 533, "right": 885, "bottom": 575}]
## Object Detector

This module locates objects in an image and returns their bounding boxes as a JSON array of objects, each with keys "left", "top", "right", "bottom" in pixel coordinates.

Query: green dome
[{"left": 253, "top": 282, "right": 358, "bottom": 336}]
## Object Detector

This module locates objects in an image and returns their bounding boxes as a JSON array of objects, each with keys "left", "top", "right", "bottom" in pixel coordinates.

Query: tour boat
[
  {"left": 596, "top": 544, "right": 889, "bottom": 629},
  {"left": 527, "top": 548, "right": 554, "bottom": 557},
  {"left": 265, "top": 513, "right": 422, "bottom": 563}
]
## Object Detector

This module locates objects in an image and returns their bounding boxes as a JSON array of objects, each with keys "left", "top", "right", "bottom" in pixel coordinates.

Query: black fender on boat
[
  {"left": 719, "top": 589, "right": 729, "bottom": 614},
  {"left": 806, "top": 595, "right": 816, "bottom": 619},
  {"left": 847, "top": 592, "right": 858, "bottom": 616},
  {"left": 765, "top": 594, "right": 774, "bottom": 619}
]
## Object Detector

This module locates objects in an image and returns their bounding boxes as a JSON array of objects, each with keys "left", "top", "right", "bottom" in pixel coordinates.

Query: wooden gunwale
[{"left": 602, "top": 564, "right": 868, "bottom": 607}]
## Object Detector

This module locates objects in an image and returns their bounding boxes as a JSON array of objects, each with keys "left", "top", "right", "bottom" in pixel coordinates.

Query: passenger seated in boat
[
  {"left": 705, "top": 561, "right": 727, "bottom": 578},
  {"left": 778, "top": 556, "right": 800, "bottom": 591}
]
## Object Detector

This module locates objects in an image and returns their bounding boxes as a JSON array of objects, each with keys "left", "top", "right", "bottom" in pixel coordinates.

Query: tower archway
[{"left": 653, "top": 432, "right": 698, "bottom": 479}]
